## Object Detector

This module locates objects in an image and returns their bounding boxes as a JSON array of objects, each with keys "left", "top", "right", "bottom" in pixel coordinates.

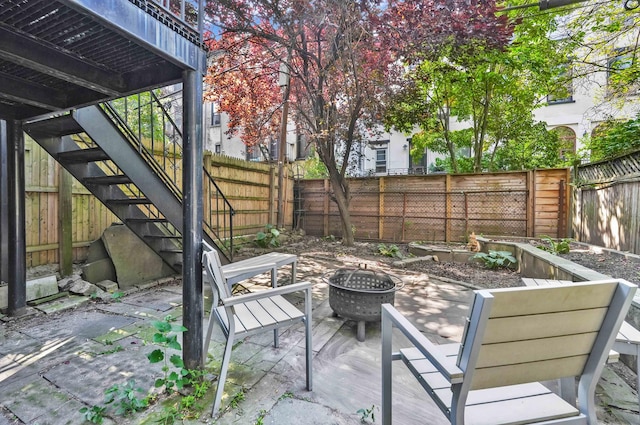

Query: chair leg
[
  {"left": 212, "top": 333, "right": 234, "bottom": 417},
  {"left": 203, "top": 311, "right": 215, "bottom": 360},
  {"left": 636, "top": 346, "right": 640, "bottom": 413},
  {"left": 381, "top": 308, "right": 393, "bottom": 425},
  {"left": 304, "top": 286, "right": 313, "bottom": 391}
]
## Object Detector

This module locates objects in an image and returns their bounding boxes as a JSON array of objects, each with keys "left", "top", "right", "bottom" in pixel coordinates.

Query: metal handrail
[{"left": 101, "top": 90, "right": 235, "bottom": 260}]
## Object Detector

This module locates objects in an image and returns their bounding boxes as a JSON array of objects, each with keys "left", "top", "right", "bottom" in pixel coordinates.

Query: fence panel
[
  {"left": 22, "top": 140, "right": 295, "bottom": 268},
  {"left": 298, "top": 169, "right": 568, "bottom": 243},
  {"left": 573, "top": 150, "right": 640, "bottom": 254}
]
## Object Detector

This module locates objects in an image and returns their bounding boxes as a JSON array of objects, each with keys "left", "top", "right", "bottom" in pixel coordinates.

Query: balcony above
[{"left": 0, "top": 0, "right": 206, "bottom": 121}]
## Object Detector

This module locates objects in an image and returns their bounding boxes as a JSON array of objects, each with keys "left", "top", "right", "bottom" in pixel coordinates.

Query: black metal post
[
  {"left": 0, "top": 120, "right": 9, "bottom": 288},
  {"left": 7, "top": 120, "right": 26, "bottom": 316},
  {"left": 182, "top": 70, "right": 204, "bottom": 369}
]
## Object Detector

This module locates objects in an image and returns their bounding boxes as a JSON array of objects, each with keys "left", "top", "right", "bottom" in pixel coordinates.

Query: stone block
[
  {"left": 0, "top": 275, "right": 58, "bottom": 310},
  {"left": 81, "top": 258, "right": 117, "bottom": 285},
  {"left": 101, "top": 224, "right": 174, "bottom": 290},
  {"left": 96, "top": 280, "right": 119, "bottom": 293},
  {"left": 86, "top": 238, "right": 110, "bottom": 263}
]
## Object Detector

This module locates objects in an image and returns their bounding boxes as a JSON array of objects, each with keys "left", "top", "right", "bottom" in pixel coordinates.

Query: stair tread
[
  {"left": 126, "top": 218, "right": 169, "bottom": 223},
  {"left": 107, "top": 198, "right": 151, "bottom": 205},
  {"left": 145, "top": 234, "right": 181, "bottom": 239},
  {"left": 83, "top": 175, "right": 131, "bottom": 185},
  {"left": 58, "top": 147, "right": 109, "bottom": 163},
  {"left": 24, "top": 115, "right": 82, "bottom": 137}
]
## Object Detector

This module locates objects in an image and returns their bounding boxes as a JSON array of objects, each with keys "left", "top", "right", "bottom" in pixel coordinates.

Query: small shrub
[
  {"left": 79, "top": 405, "right": 106, "bottom": 424},
  {"left": 473, "top": 250, "right": 517, "bottom": 269},
  {"left": 357, "top": 405, "right": 378, "bottom": 423},
  {"left": 378, "top": 243, "right": 402, "bottom": 258},
  {"left": 255, "top": 224, "right": 280, "bottom": 248},
  {"left": 104, "top": 379, "right": 148, "bottom": 416},
  {"left": 537, "top": 236, "right": 571, "bottom": 255}
]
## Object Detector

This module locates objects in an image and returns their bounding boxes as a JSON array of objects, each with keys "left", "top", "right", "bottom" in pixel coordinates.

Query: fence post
[
  {"left": 526, "top": 170, "right": 535, "bottom": 237},
  {"left": 323, "top": 179, "right": 330, "bottom": 237},
  {"left": 58, "top": 166, "right": 73, "bottom": 277},
  {"left": 558, "top": 179, "right": 565, "bottom": 238},
  {"left": 445, "top": 174, "right": 451, "bottom": 242},
  {"left": 269, "top": 166, "right": 276, "bottom": 225},
  {"left": 379, "top": 177, "right": 385, "bottom": 240}
]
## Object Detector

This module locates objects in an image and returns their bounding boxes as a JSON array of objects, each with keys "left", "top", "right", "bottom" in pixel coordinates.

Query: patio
[{"left": 0, "top": 252, "right": 638, "bottom": 424}]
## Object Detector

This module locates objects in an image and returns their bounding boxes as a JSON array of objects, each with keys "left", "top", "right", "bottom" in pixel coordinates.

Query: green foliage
[
  {"left": 473, "top": 250, "right": 517, "bottom": 269},
  {"left": 147, "top": 315, "right": 190, "bottom": 393},
  {"left": 230, "top": 389, "right": 246, "bottom": 409},
  {"left": 110, "top": 91, "right": 165, "bottom": 144},
  {"left": 377, "top": 243, "right": 402, "bottom": 258},
  {"left": 357, "top": 405, "right": 378, "bottom": 423},
  {"left": 537, "top": 236, "right": 571, "bottom": 255},
  {"left": 111, "top": 291, "right": 124, "bottom": 302},
  {"left": 104, "top": 379, "right": 149, "bottom": 416},
  {"left": 385, "top": 6, "right": 572, "bottom": 173},
  {"left": 255, "top": 409, "right": 268, "bottom": 425},
  {"left": 255, "top": 224, "right": 280, "bottom": 248},
  {"left": 80, "top": 405, "right": 106, "bottom": 424},
  {"left": 300, "top": 150, "right": 329, "bottom": 179},
  {"left": 585, "top": 113, "right": 640, "bottom": 162}
]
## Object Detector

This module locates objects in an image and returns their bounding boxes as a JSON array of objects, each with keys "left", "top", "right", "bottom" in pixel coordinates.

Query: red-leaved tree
[{"left": 204, "top": 0, "right": 512, "bottom": 246}]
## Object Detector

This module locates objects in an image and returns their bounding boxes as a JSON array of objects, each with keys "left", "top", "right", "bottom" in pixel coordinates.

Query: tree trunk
[{"left": 328, "top": 169, "right": 354, "bottom": 246}]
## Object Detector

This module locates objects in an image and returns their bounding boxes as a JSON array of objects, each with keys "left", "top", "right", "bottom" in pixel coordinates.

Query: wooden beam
[{"left": 58, "top": 166, "right": 73, "bottom": 277}]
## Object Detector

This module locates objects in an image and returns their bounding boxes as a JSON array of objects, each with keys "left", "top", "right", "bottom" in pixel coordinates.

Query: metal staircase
[{"left": 23, "top": 90, "right": 234, "bottom": 271}]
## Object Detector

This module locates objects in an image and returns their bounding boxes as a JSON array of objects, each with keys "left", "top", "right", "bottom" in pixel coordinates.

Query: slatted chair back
[
  {"left": 204, "top": 248, "right": 232, "bottom": 303},
  {"left": 458, "top": 280, "right": 627, "bottom": 392}
]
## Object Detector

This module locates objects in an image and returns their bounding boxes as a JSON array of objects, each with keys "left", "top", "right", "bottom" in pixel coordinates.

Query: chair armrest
[
  {"left": 221, "top": 281, "right": 313, "bottom": 306},
  {"left": 221, "top": 262, "right": 278, "bottom": 275},
  {"left": 382, "top": 304, "right": 463, "bottom": 384}
]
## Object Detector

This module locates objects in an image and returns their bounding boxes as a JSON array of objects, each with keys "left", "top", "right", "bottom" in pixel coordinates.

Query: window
[
  {"left": 215, "top": 143, "right": 221, "bottom": 154},
  {"left": 547, "top": 63, "right": 573, "bottom": 104},
  {"left": 210, "top": 104, "right": 221, "bottom": 126},
  {"left": 375, "top": 148, "right": 387, "bottom": 173},
  {"left": 607, "top": 47, "right": 637, "bottom": 95},
  {"left": 550, "top": 126, "right": 576, "bottom": 160}
]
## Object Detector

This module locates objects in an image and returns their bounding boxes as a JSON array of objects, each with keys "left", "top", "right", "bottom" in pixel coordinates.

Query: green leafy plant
[
  {"left": 537, "top": 236, "right": 571, "bottom": 255},
  {"left": 377, "top": 243, "right": 402, "bottom": 258},
  {"left": 255, "top": 409, "right": 268, "bottom": 425},
  {"left": 111, "top": 291, "right": 124, "bottom": 302},
  {"left": 255, "top": 224, "right": 280, "bottom": 248},
  {"left": 147, "top": 315, "right": 190, "bottom": 393},
  {"left": 104, "top": 378, "right": 148, "bottom": 416},
  {"left": 80, "top": 405, "right": 106, "bottom": 424},
  {"left": 473, "top": 250, "right": 517, "bottom": 269},
  {"left": 230, "top": 388, "right": 246, "bottom": 409},
  {"left": 357, "top": 405, "right": 378, "bottom": 423}
]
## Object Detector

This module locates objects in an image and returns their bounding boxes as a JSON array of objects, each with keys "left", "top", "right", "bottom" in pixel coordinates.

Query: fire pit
[{"left": 323, "top": 267, "right": 404, "bottom": 341}]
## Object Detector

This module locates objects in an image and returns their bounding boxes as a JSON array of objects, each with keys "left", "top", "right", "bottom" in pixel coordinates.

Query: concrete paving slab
[
  {"left": 33, "top": 294, "right": 89, "bottom": 314},
  {"left": 18, "top": 311, "right": 137, "bottom": 341},
  {"left": 262, "top": 398, "right": 355, "bottom": 424},
  {"left": 43, "top": 344, "right": 165, "bottom": 407},
  {"left": 121, "top": 288, "right": 183, "bottom": 312}
]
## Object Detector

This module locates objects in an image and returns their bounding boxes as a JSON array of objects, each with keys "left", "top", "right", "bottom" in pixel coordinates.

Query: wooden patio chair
[
  {"left": 381, "top": 279, "right": 636, "bottom": 425},
  {"left": 202, "top": 249, "right": 313, "bottom": 416}
]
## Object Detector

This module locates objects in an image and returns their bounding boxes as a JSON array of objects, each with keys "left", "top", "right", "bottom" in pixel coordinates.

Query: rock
[
  {"left": 58, "top": 274, "right": 83, "bottom": 292},
  {"left": 101, "top": 224, "right": 174, "bottom": 290},
  {"left": 81, "top": 258, "right": 117, "bottom": 285},
  {"left": 96, "top": 279, "right": 119, "bottom": 293},
  {"left": 67, "top": 279, "right": 104, "bottom": 297}
]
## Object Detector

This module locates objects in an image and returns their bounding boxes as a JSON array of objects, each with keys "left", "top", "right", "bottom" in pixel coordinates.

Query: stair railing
[
  {"left": 101, "top": 90, "right": 234, "bottom": 260},
  {"left": 73, "top": 132, "right": 183, "bottom": 244}
]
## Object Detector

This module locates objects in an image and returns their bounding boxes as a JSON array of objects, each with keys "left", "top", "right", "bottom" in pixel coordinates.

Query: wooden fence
[
  {"left": 572, "top": 149, "right": 640, "bottom": 255},
  {"left": 297, "top": 169, "right": 570, "bottom": 243},
  {"left": 23, "top": 139, "right": 293, "bottom": 268}
]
